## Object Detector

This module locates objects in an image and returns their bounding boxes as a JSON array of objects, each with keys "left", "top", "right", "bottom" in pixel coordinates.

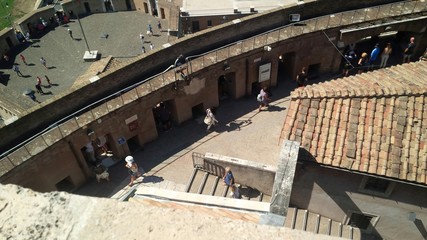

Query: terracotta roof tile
[{"left": 281, "top": 61, "right": 427, "bottom": 186}]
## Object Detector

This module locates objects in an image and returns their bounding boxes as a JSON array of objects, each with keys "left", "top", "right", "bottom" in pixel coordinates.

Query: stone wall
[
  {"left": 291, "top": 162, "right": 427, "bottom": 239},
  {"left": 202, "top": 152, "right": 277, "bottom": 195}
]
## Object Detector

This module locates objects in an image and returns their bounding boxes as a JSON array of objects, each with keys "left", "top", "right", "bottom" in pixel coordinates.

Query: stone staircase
[
  {"left": 184, "top": 167, "right": 360, "bottom": 239},
  {"left": 185, "top": 167, "right": 271, "bottom": 203},
  {"left": 285, "top": 207, "right": 361, "bottom": 239}
]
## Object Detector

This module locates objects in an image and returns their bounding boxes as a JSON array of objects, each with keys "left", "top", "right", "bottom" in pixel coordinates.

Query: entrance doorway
[
  {"left": 84, "top": 2, "right": 91, "bottom": 13},
  {"left": 192, "top": 103, "right": 205, "bottom": 119},
  {"left": 56, "top": 176, "right": 75, "bottom": 191},
  {"left": 5, "top": 37, "right": 13, "bottom": 48},
  {"left": 277, "top": 52, "right": 296, "bottom": 85},
  {"left": 127, "top": 135, "right": 142, "bottom": 153},
  {"left": 218, "top": 73, "right": 236, "bottom": 101},
  {"left": 160, "top": 8, "right": 165, "bottom": 19},
  {"left": 125, "top": 0, "right": 132, "bottom": 10},
  {"left": 308, "top": 63, "right": 320, "bottom": 80},
  {"left": 143, "top": 3, "right": 149, "bottom": 13},
  {"left": 152, "top": 100, "right": 174, "bottom": 132}
]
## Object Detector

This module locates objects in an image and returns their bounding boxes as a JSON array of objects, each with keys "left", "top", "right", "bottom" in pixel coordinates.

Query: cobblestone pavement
[{"left": 0, "top": 11, "right": 169, "bottom": 104}]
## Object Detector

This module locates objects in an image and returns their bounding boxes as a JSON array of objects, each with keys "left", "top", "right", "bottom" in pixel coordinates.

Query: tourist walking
[
  {"left": 13, "top": 64, "right": 23, "bottom": 77},
  {"left": 68, "top": 29, "right": 73, "bottom": 39},
  {"left": 40, "top": 57, "right": 48, "bottom": 69},
  {"left": 150, "top": 43, "right": 154, "bottom": 50},
  {"left": 147, "top": 24, "right": 153, "bottom": 36},
  {"left": 139, "top": 32, "right": 144, "bottom": 43},
  {"left": 142, "top": 46, "right": 146, "bottom": 54},
  {"left": 403, "top": 37, "right": 415, "bottom": 63},
  {"left": 258, "top": 86, "right": 271, "bottom": 111},
  {"left": 45, "top": 75, "right": 52, "bottom": 87},
  {"left": 204, "top": 108, "right": 218, "bottom": 132},
  {"left": 20, "top": 54, "right": 27, "bottom": 65},
  {"left": 125, "top": 156, "right": 142, "bottom": 186},
  {"left": 223, "top": 167, "right": 235, "bottom": 187},
  {"left": 157, "top": 21, "right": 162, "bottom": 32},
  {"left": 35, "top": 77, "right": 44, "bottom": 94},
  {"left": 380, "top": 43, "right": 393, "bottom": 68}
]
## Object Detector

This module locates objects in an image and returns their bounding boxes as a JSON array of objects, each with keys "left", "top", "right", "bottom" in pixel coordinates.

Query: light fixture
[
  {"left": 223, "top": 61, "right": 230, "bottom": 71},
  {"left": 264, "top": 46, "right": 272, "bottom": 52}
]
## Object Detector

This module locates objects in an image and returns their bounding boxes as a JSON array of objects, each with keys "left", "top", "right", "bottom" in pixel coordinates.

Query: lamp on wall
[
  {"left": 87, "top": 128, "right": 96, "bottom": 141},
  {"left": 223, "top": 61, "right": 230, "bottom": 71}
]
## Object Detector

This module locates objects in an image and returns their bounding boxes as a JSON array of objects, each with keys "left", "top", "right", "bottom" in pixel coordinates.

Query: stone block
[
  {"left": 0, "top": 158, "right": 15, "bottom": 177},
  {"left": 59, "top": 118, "right": 80, "bottom": 138},
  {"left": 42, "top": 127, "right": 63, "bottom": 146},
  {"left": 7, "top": 146, "right": 32, "bottom": 167}
]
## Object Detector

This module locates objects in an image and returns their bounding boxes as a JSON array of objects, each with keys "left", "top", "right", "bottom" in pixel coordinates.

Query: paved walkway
[
  {"left": 0, "top": 11, "right": 169, "bottom": 104},
  {"left": 74, "top": 78, "right": 299, "bottom": 199}
]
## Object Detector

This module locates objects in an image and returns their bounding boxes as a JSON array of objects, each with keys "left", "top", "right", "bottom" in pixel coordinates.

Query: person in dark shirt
[
  {"left": 403, "top": 37, "right": 415, "bottom": 63},
  {"left": 223, "top": 167, "right": 235, "bottom": 186}
]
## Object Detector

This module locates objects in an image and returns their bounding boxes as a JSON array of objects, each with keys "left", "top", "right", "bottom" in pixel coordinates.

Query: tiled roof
[{"left": 281, "top": 61, "right": 427, "bottom": 185}]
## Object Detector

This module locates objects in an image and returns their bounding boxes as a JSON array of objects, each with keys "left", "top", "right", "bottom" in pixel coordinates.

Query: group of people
[
  {"left": 342, "top": 36, "right": 421, "bottom": 77},
  {"left": 139, "top": 21, "right": 162, "bottom": 54}
]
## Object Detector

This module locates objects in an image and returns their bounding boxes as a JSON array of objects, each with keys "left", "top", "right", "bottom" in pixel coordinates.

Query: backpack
[{"left": 257, "top": 94, "right": 262, "bottom": 102}]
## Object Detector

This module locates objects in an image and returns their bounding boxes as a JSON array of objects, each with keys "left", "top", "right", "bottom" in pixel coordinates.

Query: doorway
[
  {"left": 56, "top": 176, "right": 75, "bottom": 191},
  {"left": 192, "top": 103, "right": 205, "bottom": 119},
  {"left": 308, "top": 63, "right": 320, "bottom": 80},
  {"left": 5, "top": 37, "right": 13, "bottom": 49},
  {"left": 218, "top": 73, "right": 236, "bottom": 101},
  {"left": 143, "top": 2, "right": 149, "bottom": 13},
  {"left": 127, "top": 135, "right": 142, "bottom": 153},
  {"left": 84, "top": 2, "right": 91, "bottom": 13},
  {"left": 277, "top": 52, "right": 296, "bottom": 84},
  {"left": 152, "top": 100, "right": 174, "bottom": 132},
  {"left": 160, "top": 8, "right": 165, "bottom": 19},
  {"left": 125, "top": 0, "right": 132, "bottom": 10}
]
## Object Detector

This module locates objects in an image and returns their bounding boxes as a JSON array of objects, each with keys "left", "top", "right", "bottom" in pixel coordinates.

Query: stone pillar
[{"left": 270, "top": 140, "right": 299, "bottom": 217}]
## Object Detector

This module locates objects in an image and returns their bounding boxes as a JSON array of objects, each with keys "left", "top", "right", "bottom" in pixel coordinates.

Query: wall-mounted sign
[
  {"left": 117, "top": 137, "right": 126, "bottom": 145},
  {"left": 125, "top": 115, "right": 138, "bottom": 125},
  {"left": 128, "top": 121, "right": 138, "bottom": 131},
  {"left": 258, "top": 63, "right": 271, "bottom": 82}
]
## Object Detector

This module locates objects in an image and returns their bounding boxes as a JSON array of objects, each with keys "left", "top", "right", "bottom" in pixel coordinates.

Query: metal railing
[{"left": 1, "top": 0, "right": 426, "bottom": 167}]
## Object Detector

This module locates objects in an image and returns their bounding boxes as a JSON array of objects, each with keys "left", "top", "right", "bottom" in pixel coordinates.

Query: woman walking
[
  {"left": 380, "top": 43, "right": 392, "bottom": 68},
  {"left": 204, "top": 108, "right": 218, "bottom": 132},
  {"left": 125, "top": 156, "right": 142, "bottom": 186}
]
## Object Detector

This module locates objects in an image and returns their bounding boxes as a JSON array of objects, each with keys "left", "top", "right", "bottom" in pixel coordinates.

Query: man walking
[
  {"left": 40, "top": 57, "right": 48, "bottom": 69},
  {"left": 68, "top": 29, "right": 73, "bottom": 39},
  {"left": 150, "top": 43, "right": 154, "bottom": 50},
  {"left": 13, "top": 64, "right": 23, "bottom": 77},
  {"left": 35, "top": 76, "right": 44, "bottom": 94},
  {"left": 20, "top": 54, "right": 27, "bottom": 65}
]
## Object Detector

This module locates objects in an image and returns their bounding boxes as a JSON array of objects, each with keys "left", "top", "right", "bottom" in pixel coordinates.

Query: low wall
[
  {"left": 134, "top": 186, "right": 271, "bottom": 213},
  {"left": 203, "top": 152, "right": 277, "bottom": 195}
]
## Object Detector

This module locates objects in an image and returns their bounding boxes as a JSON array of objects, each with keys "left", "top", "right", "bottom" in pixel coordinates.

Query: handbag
[{"left": 204, "top": 116, "right": 212, "bottom": 125}]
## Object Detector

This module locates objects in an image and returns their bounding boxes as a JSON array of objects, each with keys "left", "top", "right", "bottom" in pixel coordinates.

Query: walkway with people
[
  {"left": 74, "top": 76, "right": 301, "bottom": 198},
  {"left": 0, "top": 11, "right": 169, "bottom": 106}
]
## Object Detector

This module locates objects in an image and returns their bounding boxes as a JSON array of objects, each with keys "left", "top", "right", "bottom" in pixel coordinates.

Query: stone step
[
  {"left": 201, "top": 174, "right": 220, "bottom": 195},
  {"left": 286, "top": 207, "right": 361, "bottom": 239},
  {"left": 188, "top": 168, "right": 207, "bottom": 193}
]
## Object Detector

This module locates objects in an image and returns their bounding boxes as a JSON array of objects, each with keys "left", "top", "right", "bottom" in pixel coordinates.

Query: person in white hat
[{"left": 125, "top": 156, "right": 142, "bottom": 186}]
